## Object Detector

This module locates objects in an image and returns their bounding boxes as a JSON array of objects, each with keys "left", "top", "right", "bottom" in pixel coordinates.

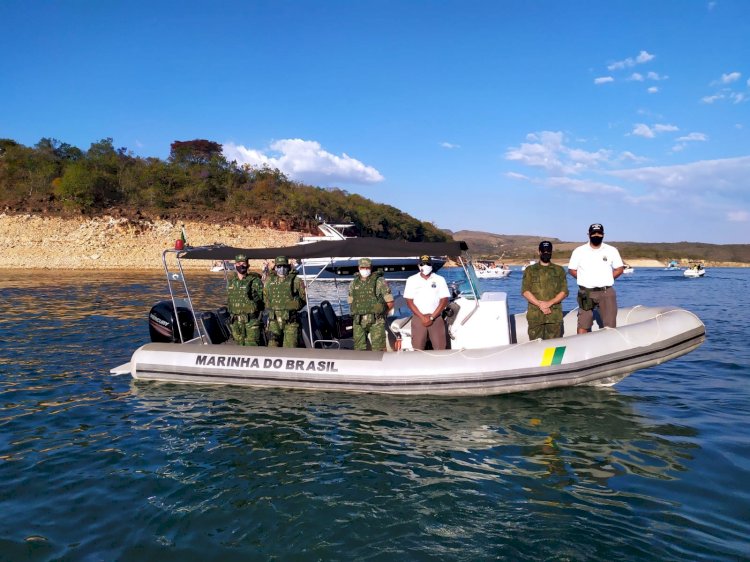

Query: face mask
[
  {"left": 589, "top": 236, "right": 603, "bottom": 247},
  {"left": 419, "top": 265, "right": 433, "bottom": 275},
  {"left": 540, "top": 253, "right": 552, "bottom": 264},
  {"left": 275, "top": 265, "right": 289, "bottom": 277},
  {"left": 235, "top": 265, "right": 248, "bottom": 274},
  {"left": 359, "top": 268, "right": 371, "bottom": 278}
]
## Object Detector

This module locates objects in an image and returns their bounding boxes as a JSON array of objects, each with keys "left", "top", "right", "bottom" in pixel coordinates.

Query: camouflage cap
[
  {"left": 358, "top": 257, "right": 372, "bottom": 268},
  {"left": 234, "top": 253, "right": 248, "bottom": 262},
  {"left": 275, "top": 256, "right": 289, "bottom": 266}
]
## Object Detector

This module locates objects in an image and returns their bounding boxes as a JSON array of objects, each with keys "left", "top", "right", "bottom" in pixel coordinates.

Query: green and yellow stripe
[{"left": 541, "top": 346, "right": 566, "bottom": 366}]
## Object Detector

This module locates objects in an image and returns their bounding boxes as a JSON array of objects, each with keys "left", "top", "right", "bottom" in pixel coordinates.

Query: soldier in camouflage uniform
[
  {"left": 521, "top": 241, "right": 569, "bottom": 340},
  {"left": 263, "top": 256, "right": 307, "bottom": 347},
  {"left": 348, "top": 258, "right": 394, "bottom": 351},
  {"left": 227, "top": 253, "right": 265, "bottom": 346}
]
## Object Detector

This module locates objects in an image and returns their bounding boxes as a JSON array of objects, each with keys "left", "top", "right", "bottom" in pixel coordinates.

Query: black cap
[
  {"left": 588, "top": 223, "right": 604, "bottom": 235},
  {"left": 539, "top": 241, "right": 553, "bottom": 252},
  {"left": 418, "top": 254, "right": 432, "bottom": 265}
]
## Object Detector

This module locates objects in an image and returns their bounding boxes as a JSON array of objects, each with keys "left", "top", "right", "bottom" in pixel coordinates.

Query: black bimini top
[{"left": 179, "top": 238, "right": 468, "bottom": 261}]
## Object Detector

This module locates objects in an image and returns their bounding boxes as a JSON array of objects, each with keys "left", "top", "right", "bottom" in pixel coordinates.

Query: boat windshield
[{"left": 461, "top": 257, "right": 481, "bottom": 300}]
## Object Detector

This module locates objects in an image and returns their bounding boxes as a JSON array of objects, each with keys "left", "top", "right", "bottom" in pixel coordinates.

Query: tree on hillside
[{"left": 169, "top": 140, "right": 224, "bottom": 166}]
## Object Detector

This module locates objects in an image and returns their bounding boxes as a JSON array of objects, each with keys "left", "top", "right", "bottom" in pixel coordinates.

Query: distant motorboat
[
  {"left": 210, "top": 261, "right": 233, "bottom": 272},
  {"left": 664, "top": 260, "right": 681, "bottom": 271},
  {"left": 521, "top": 260, "right": 537, "bottom": 272},
  {"left": 684, "top": 263, "right": 706, "bottom": 278},
  {"left": 623, "top": 264, "right": 635, "bottom": 275},
  {"left": 474, "top": 261, "right": 511, "bottom": 279},
  {"left": 295, "top": 220, "right": 445, "bottom": 281}
]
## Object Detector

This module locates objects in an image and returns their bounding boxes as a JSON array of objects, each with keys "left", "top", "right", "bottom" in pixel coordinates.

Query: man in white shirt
[
  {"left": 403, "top": 254, "right": 450, "bottom": 350},
  {"left": 567, "top": 223, "right": 625, "bottom": 334}
]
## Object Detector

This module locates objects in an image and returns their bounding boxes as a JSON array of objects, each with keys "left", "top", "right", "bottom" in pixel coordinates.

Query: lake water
[{"left": 0, "top": 267, "right": 748, "bottom": 561}]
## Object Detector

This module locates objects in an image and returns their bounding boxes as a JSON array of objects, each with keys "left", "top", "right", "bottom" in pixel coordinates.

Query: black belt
[{"left": 587, "top": 286, "right": 612, "bottom": 291}]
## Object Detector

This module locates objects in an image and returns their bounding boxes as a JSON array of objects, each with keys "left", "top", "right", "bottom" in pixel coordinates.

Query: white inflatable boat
[{"left": 111, "top": 239, "right": 705, "bottom": 396}]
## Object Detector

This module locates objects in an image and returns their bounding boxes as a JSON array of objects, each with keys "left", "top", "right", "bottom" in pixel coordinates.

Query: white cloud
[
  {"left": 607, "top": 50, "right": 655, "bottom": 71},
  {"left": 632, "top": 123, "right": 678, "bottom": 137},
  {"left": 701, "top": 93, "right": 724, "bottom": 104},
  {"left": 648, "top": 86, "right": 659, "bottom": 94},
  {"left": 618, "top": 151, "right": 649, "bottom": 164},
  {"left": 440, "top": 142, "right": 460, "bottom": 149},
  {"left": 505, "top": 131, "right": 614, "bottom": 177},
  {"left": 728, "top": 210, "right": 749, "bottom": 222},
  {"left": 730, "top": 92, "right": 747, "bottom": 104},
  {"left": 628, "top": 73, "right": 644, "bottom": 82},
  {"left": 637, "top": 50, "right": 655, "bottom": 64},
  {"left": 545, "top": 176, "right": 626, "bottom": 194},
  {"left": 505, "top": 171, "right": 528, "bottom": 180},
  {"left": 607, "top": 156, "right": 750, "bottom": 194},
  {"left": 223, "top": 139, "right": 384, "bottom": 185},
  {"left": 632, "top": 124, "right": 655, "bottom": 138},
  {"left": 647, "top": 71, "right": 667, "bottom": 81},
  {"left": 676, "top": 132, "right": 708, "bottom": 142},
  {"left": 720, "top": 72, "right": 741, "bottom": 84},
  {"left": 594, "top": 76, "right": 614, "bottom": 85}
]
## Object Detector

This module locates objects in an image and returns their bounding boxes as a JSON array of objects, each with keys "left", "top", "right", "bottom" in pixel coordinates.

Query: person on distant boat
[
  {"left": 227, "top": 253, "right": 265, "bottom": 346},
  {"left": 522, "top": 241, "right": 569, "bottom": 340},
  {"left": 404, "top": 255, "right": 450, "bottom": 350},
  {"left": 264, "top": 256, "right": 307, "bottom": 347},
  {"left": 568, "top": 223, "right": 624, "bottom": 334},
  {"left": 348, "top": 258, "right": 394, "bottom": 351}
]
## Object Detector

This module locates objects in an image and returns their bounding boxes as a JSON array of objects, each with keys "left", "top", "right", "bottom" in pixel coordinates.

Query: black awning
[{"left": 179, "top": 238, "right": 468, "bottom": 260}]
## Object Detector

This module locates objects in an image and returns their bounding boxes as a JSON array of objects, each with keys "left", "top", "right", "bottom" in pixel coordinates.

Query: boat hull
[
  {"left": 115, "top": 306, "right": 705, "bottom": 396},
  {"left": 475, "top": 269, "right": 511, "bottom": 279}
]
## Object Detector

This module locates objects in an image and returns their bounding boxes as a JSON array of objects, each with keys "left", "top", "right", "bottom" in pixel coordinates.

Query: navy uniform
[
  {"left": 264, "top": 256, "right": 306, "bottom": 347},
  {"left": 521, "top": 241, "right": 569, "bottom": 340},
  {"left": 227, "top": 253, "right": 265, "bottom": 346},
  {"left": 348, "top": 257, "right": 394, "bottom": 351}
]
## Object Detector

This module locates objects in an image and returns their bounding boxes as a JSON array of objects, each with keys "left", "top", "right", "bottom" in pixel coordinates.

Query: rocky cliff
[{"left": 0, "top": 213, "right": 302, "bottom": 270}]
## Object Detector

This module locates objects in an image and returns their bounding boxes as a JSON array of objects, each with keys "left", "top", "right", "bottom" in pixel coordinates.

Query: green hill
[{"left": 0, "top": 136, "right": 448, "bottom": 242}]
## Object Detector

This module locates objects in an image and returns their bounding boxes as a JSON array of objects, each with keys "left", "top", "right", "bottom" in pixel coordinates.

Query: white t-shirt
[
  {"left": 568, "top": 242, "right": 624, "bottom": 288},
  {"left": 403, "top": 272, "right": 450, "bottom": 314}
]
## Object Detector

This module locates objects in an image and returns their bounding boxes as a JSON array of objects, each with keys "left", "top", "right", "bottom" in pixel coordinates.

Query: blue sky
[{"left": 1, "top": 1, "right": 749, "bottom": 244}]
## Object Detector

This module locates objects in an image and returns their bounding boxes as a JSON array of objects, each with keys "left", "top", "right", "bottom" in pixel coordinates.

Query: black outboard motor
[{"left": 149, "top": 300, "right": 195, "bottom": 343}]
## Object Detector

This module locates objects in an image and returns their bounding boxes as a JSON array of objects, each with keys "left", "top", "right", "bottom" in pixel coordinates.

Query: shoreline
[{"left": 1, "top": 214, "right": 747, "bottom": 270}]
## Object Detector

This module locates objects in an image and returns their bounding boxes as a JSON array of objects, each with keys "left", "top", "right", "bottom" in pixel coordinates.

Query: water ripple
[{"left": 0, "top": 270, "right": 749, "bottom": 560}]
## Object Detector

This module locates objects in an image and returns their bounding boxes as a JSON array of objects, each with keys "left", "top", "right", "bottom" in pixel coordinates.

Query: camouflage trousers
[
  {"left": 267, "top": 311, "right": 300, "bottom": 348},
  {"left": 527, "top": 321, "right": 563, "bottom": 341},
  {"left": 230, "top": 314, "right": 261, "bottom": 346},
  {"left": 353, "top": 315, "right": 386, "bottom": 351}
]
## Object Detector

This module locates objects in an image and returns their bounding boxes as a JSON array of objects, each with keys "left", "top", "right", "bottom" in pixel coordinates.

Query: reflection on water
[{"left": 0, "top": 269, "right": 748, "bottom": 561}]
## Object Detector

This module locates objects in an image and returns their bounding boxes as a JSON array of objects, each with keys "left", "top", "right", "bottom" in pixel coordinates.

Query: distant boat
[
  {"left": 664, "top": 260, "right": 681, "bottom": 271},
  {"left": 295, "top": 220, "right": 445, "bottom": 281},
  {"left": 210, "top": 261, "right": 233, "bottom": 272},
  {"left": 521, "top": 260, "right": 537, "bottom": 272},
  {"left": 684, "top": 263, "right": 706, "bottom": 278},
  {"left": 474, "top": 261, "right": 511, "bottom": 279},
  {"left": 623, "top": 264, "right": 635, "bottom": 275}
]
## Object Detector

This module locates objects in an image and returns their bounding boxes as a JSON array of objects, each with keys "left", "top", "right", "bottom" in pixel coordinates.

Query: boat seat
[
  {"left": 216, "top": 306, "right": 232, "bottom": 340},
  {"left": 301, "top": 307, "right": 340, "bottom": 349},
  {"left": 200, "top": 311, "right": 229, "bottom": 344},
  {"left": 319, "top": 300, "right": 340, "bottom": 338}
]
